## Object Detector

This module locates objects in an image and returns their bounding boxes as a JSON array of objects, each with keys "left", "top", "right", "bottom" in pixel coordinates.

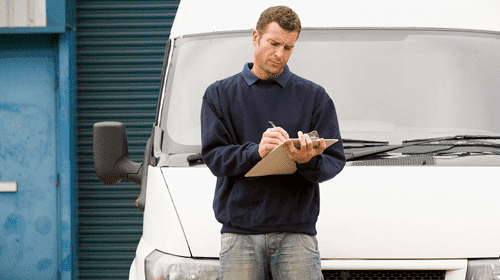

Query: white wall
[{"left": 0, "top": 0, "right": 46, "bottom": 27}]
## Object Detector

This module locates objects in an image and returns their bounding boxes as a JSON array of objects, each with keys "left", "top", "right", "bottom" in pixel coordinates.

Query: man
[{"left": 201, "top": 6, "right": 345, "bottom": 280}]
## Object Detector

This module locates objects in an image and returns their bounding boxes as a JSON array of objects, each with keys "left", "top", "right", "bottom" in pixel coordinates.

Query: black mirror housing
[{"left": 93, "top": 122, "right": 142, "bottom": 185}]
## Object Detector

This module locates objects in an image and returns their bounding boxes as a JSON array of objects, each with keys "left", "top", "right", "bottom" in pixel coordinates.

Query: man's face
[{"left": 252, "top": 21, "right": 299, "bottom": 79}]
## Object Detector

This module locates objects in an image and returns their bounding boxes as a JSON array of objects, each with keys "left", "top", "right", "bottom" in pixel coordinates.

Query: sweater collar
[{"left": 242, "top": 63, "right": 292, "bottom": 88}]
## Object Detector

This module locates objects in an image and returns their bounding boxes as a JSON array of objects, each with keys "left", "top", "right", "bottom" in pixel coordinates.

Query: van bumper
[{"left": 134, "top": 245, "right": 469, "bottom": 280}]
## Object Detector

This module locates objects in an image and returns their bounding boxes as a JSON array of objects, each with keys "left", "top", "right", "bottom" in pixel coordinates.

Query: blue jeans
[{"left": 219, "top": 232, "right": 323, "bottom": 280}]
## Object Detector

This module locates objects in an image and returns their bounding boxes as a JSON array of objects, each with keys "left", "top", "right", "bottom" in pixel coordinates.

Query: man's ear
[{"left": 252, "top": 30, "right": 260, "bottom": 47}]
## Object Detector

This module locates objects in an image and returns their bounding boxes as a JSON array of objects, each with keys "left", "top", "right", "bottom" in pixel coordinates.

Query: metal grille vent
[
  {"left": 270, "top": 270, "right": 446, "bottom": 280},
  {"left": 76, "top": 1, "right": 179, "bottom": 279},
  {"left": 321, "top": 270, "right": 446, "bottom": 280},
  {"left": 351, "top": 154, "right": 436, "bottom": 166}
]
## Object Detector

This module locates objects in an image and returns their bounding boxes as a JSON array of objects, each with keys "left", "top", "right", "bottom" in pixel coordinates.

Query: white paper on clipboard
[{"left": 244, "top": 139, "right": 338, "bottom": 177}]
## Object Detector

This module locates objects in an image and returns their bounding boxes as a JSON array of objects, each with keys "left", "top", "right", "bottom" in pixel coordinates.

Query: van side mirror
[{"left": 93, "top": 122, "right": 142, "bottom": 185}]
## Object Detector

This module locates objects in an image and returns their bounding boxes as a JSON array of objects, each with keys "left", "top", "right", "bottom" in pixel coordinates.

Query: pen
[{"left": 269, "top": 121, "right": 278, "bottom": 128}]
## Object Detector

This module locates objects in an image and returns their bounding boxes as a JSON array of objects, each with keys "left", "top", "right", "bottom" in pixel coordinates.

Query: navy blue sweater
[{"left": 201, "top": 63, "right": 345, "bottom": 235}]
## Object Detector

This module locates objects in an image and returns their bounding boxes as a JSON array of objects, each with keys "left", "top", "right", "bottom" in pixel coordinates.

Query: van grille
[
  {"left": 270, "top": 270, "right": 446, "bottom": 280},
  {"left": 351, "top": 154, "right": 436, "bottom": 166},
  {"left": 322, "top": 270, "right": 446, "bottom": 280}
]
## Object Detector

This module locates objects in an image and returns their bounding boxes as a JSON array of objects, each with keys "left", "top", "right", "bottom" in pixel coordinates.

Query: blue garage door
[{"left": 76, "top": 1, "right": 179, "bottom": 279}]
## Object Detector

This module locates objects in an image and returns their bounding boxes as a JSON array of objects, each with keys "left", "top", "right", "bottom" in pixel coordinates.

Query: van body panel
[
  {"left": 162, "top": 166, "right": 500, "bottom": 259},
  {"left": 142, "top": 167, "right": 191, "bottom": 257}
]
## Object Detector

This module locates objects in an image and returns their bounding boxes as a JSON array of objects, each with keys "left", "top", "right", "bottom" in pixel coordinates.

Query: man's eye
[{"left": 271, "top": 42, "right": 279, "bottom": 46}]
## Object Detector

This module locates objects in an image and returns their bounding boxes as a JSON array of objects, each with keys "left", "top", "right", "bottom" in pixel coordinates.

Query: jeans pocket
[
  {"left": 299, "top": 234, "right": 320, "bottom": 254},
  {"left": 220, "top": 233, "right": 238, "bottom": 256}
]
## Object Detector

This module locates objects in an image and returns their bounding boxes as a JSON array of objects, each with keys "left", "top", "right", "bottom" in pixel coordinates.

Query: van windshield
[{"left": 159, "top": 29, "right": 500, "bottom": 165}]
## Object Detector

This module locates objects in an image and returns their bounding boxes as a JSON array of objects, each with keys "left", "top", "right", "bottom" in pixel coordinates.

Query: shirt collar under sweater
[{"left": 241, "top": 62, "right": 292, "bottom": 88}]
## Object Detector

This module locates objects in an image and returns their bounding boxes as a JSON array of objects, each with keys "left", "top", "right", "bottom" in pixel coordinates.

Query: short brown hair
[{"left": 256, "top": 6, "right": 301, "bottom": 37}]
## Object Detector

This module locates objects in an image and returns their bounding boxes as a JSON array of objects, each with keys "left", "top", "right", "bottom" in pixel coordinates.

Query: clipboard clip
[{"left": 306, "top": 130, "right": 319, "bottom": 140}]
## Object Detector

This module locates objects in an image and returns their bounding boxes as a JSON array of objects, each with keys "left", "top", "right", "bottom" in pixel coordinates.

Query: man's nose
[{"left": 274, "top": 46, "right": 285, "bottom": 59}]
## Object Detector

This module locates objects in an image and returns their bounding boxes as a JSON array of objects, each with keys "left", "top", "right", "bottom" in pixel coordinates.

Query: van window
[{"left": 160, "top": 29, "right": 500, "bottom": 165}]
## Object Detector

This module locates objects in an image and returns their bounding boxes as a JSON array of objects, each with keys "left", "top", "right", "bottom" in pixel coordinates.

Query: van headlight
[
  {"left": 145, "top": 250, "right": 220, "bottom": 280},
  {"left": 466, "top": 259, "right": 500, "bottom": 280}
]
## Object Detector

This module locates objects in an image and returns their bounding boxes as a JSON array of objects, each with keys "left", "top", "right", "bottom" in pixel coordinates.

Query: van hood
[{"left": 162, "top": 166, "right": 500, "bottom": 259}]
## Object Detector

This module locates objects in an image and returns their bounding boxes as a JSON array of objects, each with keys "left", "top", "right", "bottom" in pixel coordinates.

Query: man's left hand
[{"left": 283, "top": 131, "right": 327, "bottom": 164}]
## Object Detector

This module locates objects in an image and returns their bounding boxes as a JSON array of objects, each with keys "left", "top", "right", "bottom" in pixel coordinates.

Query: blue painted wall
[
  {"left": 0, "top": 0, "right": 78, "bottom": 276},
  {"left": 57, "top": 29, "right": 78, "bottom": 280},
  {"left": 0, "top": 1, "right": 78, "bottom": 278}
]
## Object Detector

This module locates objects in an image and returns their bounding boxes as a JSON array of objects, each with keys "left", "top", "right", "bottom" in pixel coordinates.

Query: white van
[{"left": 92, "top": 0, "right": 500, "bottom": 279}]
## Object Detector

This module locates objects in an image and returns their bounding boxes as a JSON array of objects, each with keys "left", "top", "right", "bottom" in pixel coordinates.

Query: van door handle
[{"left": 0, "top": 181, "right": 17, "bottom": 192}]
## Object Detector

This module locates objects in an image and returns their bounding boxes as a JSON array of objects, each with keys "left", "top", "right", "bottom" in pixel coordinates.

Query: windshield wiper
[
  {"left": 342, "top": 139, "right": 389, "bottom": 148},
  {"left": 402, "top": 135, "right": 500, "bottom": 144},
  {"left": 345, "top": 134, "right": 500, "bottom": 161},
  {"left": 164, "top": 153, "right": 204, "bottom": 166},
  {"left": 187, "top": 153, "right": 204, "bottom": 165}
]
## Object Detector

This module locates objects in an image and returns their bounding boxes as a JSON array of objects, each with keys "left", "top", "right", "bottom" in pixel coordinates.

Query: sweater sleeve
[
  {"left": 296, "top": 90, "right": 346, "bottom": 183},
  {"left": 201, "top": 84, "right": 262, "bottom": 177}
]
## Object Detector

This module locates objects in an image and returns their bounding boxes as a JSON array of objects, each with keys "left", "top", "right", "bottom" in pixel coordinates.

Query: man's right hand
[{"left": 258, "top": 127, "right": 289, "bottom": 158}]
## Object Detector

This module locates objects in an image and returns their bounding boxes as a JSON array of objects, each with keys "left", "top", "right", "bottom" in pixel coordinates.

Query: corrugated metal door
[{"left": 76, "top": 1, "right": 179, "bottom": 279}]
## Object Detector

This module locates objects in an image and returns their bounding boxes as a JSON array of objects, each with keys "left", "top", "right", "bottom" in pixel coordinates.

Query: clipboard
[{"left": 244, "top": 138, "right": 338, "bottom": 177}]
